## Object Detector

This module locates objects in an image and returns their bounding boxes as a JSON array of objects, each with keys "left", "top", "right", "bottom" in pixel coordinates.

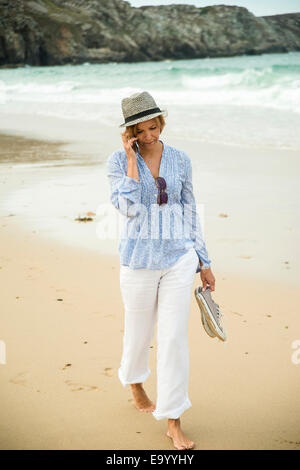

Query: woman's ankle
[
  {"left": 130, "top": 383, "right": 142, "bottom": 389},
  {"left": 168, "top": 418, "right": 180, "bottom": 427}
]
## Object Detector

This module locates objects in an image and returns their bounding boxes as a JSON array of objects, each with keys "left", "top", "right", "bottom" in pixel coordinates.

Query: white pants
[{"left": 118, "top": 247, "right": 199, "bottom": 421}]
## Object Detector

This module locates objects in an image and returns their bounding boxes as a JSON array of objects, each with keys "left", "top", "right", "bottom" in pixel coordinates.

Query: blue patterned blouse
[{"left": 106, "top": 139, "right": 211, "bottom": 273}]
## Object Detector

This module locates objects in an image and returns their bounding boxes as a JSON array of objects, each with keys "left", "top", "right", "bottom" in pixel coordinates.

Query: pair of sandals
[{"left": 194, "top": 286, "right": 227, "bottom": 342}]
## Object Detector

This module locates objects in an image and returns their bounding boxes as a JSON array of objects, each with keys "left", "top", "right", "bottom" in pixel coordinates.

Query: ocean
[{"left": 1, "top": 51, "right": 300, "bottom": 151}]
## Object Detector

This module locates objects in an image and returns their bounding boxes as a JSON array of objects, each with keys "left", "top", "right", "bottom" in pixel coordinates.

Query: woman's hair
[{"left": 124, "top": 115, "right": 166, "bottom": 139}]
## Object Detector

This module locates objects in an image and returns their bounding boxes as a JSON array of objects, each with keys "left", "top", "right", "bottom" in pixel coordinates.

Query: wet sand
[{"left": 0, "top": 132, "right": 300, "bottom": 450}]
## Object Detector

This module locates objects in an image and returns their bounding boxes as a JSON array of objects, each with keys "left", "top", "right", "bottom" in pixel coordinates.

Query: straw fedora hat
[{"left": 119, "top": 91, "right": 168, "bottom": 128}]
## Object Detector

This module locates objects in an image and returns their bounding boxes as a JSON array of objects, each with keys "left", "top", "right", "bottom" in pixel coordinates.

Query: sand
[{"left": 0, "top": 132, "right": 299, "bottom": 450}]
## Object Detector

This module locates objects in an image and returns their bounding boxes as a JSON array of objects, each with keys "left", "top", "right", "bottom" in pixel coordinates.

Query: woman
[{"left": 106, "top": 91, "right": 215, "bottom": 450}]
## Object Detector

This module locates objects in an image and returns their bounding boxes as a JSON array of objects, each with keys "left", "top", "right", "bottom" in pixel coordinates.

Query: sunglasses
[{"left": 155, "top": 177, "right": 168, "bottom": 205}]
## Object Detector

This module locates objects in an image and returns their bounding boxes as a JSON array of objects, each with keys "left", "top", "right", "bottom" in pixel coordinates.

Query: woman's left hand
[{"left": 200, "top": 268, "right": 215, "bottom": 292}]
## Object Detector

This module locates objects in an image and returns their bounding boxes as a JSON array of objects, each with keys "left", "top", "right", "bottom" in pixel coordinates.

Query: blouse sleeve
[
  {"left": 181, "top": 151, "right": 212, "bottom": 273},
  {"left": 106, "top": 152, "right": 142, "bottom": 217}
]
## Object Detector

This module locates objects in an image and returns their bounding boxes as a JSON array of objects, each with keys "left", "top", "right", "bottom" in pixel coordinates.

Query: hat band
[{"left": 124, "top": 107, "right": 161, "bottom": 124}]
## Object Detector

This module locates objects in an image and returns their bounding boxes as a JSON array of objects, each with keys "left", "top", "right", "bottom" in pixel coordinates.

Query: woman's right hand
[{"left": 121, "top": 131, "right": 138, "bottom": 160}]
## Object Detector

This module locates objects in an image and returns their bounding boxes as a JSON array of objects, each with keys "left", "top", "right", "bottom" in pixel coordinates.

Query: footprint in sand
[
  {"left": 102, "top": 367, "right": 113, "bottom": 377},
  {"left": 9, "top": 371, "right": 41, "bottom": 392},
  {"left": 275, "top": 438, "right": 300, "bottom": 447},
  {"left": 9, "top": 371, "right": 30, "bottom": 387},
  {"left": 230, "top": 311, "right": 243, "bottom": 317},
  {"left": 65, "top": 380, "right": 100, "bottom": 392}
]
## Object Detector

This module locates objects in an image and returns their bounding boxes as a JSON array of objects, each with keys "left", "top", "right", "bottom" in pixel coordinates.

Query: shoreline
[
  {"left": 2, "top": 110, "right": 300, "bottom": 155},
  {"left": 1, "top": 130, "right": 300, "bottom": 449}
]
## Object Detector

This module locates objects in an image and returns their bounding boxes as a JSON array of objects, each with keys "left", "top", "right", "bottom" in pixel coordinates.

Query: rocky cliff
[{"left": 0, "top": 0, "right": 299, "bottom": 67}]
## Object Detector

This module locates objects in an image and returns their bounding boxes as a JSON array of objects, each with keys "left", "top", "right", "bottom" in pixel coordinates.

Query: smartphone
[{"left": 132, "top": 139, "right": 139, "bottom": 154}]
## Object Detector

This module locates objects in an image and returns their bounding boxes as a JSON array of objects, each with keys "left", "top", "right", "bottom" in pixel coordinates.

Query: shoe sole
[
  {"left": 200, "top": 310, "right": 216, "bottom": 338},
  {"left": 195, "top": 289, "right": 226, "bottom": 342},
  {"left": 195, "top": 288, "right": 215, "bottom": 337},
  {"left": 195, "top": 288, "right": 216, "bottom": 338}
]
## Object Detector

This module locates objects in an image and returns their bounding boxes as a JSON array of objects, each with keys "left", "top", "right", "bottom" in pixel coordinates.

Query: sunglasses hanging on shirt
[{"left": 155, "top": 177, "right": 168, "bottom": 205}]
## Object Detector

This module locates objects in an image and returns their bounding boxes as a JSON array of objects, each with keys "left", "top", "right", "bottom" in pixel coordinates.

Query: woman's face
[{"left": 135, "top": 118, "right": 161, "bottom": 149}]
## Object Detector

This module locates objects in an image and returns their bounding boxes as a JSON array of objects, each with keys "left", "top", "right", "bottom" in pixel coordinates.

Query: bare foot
[
  {"left": 130, "top": 383, "right": 156, "bottom": 412},
  {"left": 166, "top": 418, "right": 195, "bottom": 450}
]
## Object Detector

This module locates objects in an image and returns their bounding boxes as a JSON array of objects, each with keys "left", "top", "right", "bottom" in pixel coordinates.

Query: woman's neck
[{"left": 139, "top": 140, "right": 162, "bottom": 159}]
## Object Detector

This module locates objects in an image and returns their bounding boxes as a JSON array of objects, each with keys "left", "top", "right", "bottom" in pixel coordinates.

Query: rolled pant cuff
[
  {"left": 118, "top": 367, "right": 151, "bottom": 387},
  {"left": 152, "top": 397, "right": 192, "bottom": 421}
]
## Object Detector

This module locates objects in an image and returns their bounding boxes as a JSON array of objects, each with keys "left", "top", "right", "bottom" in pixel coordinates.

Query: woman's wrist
[
  {"left": 126, "top": 155, "right": 139, "bottom": 181},
  {"left": 127, "top": 152, "right": 137, "bottom": 162},
  {"left": 200, "top": 263, "right": 211, "bottom": 271}
]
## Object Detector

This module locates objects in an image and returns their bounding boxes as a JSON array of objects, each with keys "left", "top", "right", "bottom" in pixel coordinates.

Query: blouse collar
[{"left": 136, "top": 139, "right": 166, "bottom": 180}]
